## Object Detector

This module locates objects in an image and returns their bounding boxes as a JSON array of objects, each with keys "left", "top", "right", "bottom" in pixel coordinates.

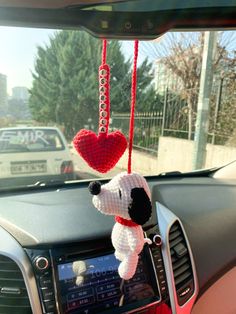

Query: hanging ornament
[
  {"left": 89, "top": 41, "right": 153, "bottom": 280},
  {"left": 73, "top": 40, "right": 127, "bottom": 173}
]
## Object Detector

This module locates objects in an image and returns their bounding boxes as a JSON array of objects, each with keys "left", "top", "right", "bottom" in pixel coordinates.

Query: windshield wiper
[
  {"left": 30, "top": 179, "right": 67, "bottom": 187},
  {"left": 156, "top": 167, "right": 219, "bottom": 178},
  {"left": 157, "top": 171, "right": 182, "bottom": 177}
]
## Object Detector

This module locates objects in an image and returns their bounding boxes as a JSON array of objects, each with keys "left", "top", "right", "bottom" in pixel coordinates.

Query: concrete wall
[
  {"left": 205, "top": 144, "right": 236, "bottom": 169},
  {"left": 157, "top": 137, "right": 236, "bottom": 173},
  {"left": 117, "top": 137, "right": 236, "bottom": 175},
  {"left": 116, "top": 149, "right": 158, "bottom": 175},
  {"left": 156, "top": 137, "right": 194, "bottom": 173}
]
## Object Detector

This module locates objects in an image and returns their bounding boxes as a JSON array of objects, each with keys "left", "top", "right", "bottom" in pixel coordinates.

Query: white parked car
[{"left": 0, "top": 127, "right": 75, "bottom": 185}]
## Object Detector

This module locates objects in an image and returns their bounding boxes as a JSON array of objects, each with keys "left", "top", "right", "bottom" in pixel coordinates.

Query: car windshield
[{"left": 0, "top": 27, "right": 235, "bottom": 187}]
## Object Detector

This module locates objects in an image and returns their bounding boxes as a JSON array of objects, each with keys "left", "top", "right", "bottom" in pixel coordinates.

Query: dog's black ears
[{"left": 128, "top": 188, "right": 152, "bottom": 225}]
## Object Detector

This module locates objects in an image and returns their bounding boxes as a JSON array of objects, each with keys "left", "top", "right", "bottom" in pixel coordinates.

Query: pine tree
[{"left": 29, "top": 31, "right": 156, "bottom": 139}]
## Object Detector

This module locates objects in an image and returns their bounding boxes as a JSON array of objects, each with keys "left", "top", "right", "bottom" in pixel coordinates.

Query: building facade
[
  {"left": 0, "top": 73, "right": 7, "bottom": 112},
  {"left": 12, "top": 86, "right": 29, "bottom": 101}
]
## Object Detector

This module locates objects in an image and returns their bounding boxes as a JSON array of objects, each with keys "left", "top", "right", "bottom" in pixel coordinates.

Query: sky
[
  {"left": 0, "top": 26, "right": 55, "bottom": 95},
  {"left": 0, "top": 26, "right": 149, "bottom": 95}
]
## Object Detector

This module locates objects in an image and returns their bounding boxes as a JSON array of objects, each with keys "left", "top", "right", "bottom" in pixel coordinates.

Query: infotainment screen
[{"left": 56, "top": 250, "right": 159, "bottom": 314}]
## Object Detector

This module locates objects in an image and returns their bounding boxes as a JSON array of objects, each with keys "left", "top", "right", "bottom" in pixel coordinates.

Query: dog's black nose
[{"left": 88, "top": 181, "right": 101, "bottom": 195}]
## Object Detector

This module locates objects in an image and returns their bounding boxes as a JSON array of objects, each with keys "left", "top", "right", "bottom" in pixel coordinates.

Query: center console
[{"left": 25, "top": 226, "right": 170, "bottom": 314}]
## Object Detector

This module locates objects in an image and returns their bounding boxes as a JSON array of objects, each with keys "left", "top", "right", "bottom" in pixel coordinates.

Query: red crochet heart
[{"left": 73, "top": 130, "right": 127, "bottom": 173}]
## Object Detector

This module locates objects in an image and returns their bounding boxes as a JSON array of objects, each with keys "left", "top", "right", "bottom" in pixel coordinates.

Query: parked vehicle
[{"left": 0, "top": 127, "right": 75, "bottom": 185}]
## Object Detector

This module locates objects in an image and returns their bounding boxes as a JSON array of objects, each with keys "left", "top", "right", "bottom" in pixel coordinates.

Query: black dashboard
[{"left": 0, "top": 176, "right": 236, "bottom": 314}]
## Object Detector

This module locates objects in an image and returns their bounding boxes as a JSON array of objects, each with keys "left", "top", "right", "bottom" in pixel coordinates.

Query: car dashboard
[{"left": 0, "top": 176, "right": 236, "bottom": 314}]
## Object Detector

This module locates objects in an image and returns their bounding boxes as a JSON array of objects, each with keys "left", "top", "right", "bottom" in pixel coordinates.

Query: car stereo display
[{"left": 57, "top": 251, "right": 159, "bottom": 314}]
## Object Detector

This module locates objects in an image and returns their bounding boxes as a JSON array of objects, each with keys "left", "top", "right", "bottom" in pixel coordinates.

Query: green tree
[
  {"left": 29, "top": 31, "right": 65, "bottom": 123},
  {"left": 29, "top": 31, "right": 156, "bottom": 139},
  {"left": 55, "top": 31, "right": 100, "bottom": 138}
]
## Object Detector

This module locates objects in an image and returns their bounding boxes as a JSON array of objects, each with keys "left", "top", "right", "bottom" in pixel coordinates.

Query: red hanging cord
[
  {"left": 128, "top": 40, "right": 139, "bottom": 174},
  {"left": 98, "top": 39, "right": 110, "bottom": 136},
  {"left": 102, "top": 39, "right": 107, "bottom": 65}
]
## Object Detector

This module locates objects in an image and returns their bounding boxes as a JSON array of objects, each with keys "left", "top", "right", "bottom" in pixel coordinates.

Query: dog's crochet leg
[
  {"left": 72, "top": 261, "right": 87, "bottom": 286},
  {"left": 118, "top": 252, "right": 138, "bottom": 280},
  {"left": 115, "top": 250, "right": 125, "bottom": 261}
]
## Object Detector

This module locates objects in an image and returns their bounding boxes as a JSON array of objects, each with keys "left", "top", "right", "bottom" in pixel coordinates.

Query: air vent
[
  {"left": 169, "top": 221, "right": 194, "bottom": 306},
  {"left": 0, "top": 255, "right": 32, "bottom": 314}
]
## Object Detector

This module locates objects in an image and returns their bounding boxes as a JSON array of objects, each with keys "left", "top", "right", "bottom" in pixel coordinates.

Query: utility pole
[
  {"left": 161, "top": 87, "right": 168, "bottom": 136},
  {"left": 212, "top": 76, "right": 223, "bottom": 144},
  {"left": 193, "top": 31, "right": 217, "bottom": 170}
]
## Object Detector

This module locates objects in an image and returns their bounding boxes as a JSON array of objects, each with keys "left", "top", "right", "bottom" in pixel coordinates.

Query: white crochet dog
[{"left": 89, "top": 172, "right": 152, "bottom": 280}]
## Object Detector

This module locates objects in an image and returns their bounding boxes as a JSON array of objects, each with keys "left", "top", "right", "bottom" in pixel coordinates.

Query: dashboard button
[
  {"left": 44, "top": 300, "right": 56, "bottom": 312},
  {"left": 158, "top": 274, "right": 165, "bottom": 281},
  {"left": 153, "top": 251, "right": 161, "bottom": 257},
  {"left": 40, "top": 276, "right": 53, "bottom": 288},
  {"left": 153, "top": 235, "right": 162, "bottom": 247},
  {"left": 35, "top": 256, "right": 49, "bottom": 271},
  {"left": 42, "top": 288, "right": 54, "bottom": 301}
]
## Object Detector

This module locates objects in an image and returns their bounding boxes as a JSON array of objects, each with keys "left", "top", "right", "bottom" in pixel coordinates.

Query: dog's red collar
[{"left": 115, "top": 216, "right": 139, "bottom": 227}]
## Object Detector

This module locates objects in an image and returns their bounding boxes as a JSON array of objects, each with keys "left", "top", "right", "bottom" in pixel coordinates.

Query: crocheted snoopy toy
[{"left": 89, "top": 172, "right": 152, "bottom": 280}]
